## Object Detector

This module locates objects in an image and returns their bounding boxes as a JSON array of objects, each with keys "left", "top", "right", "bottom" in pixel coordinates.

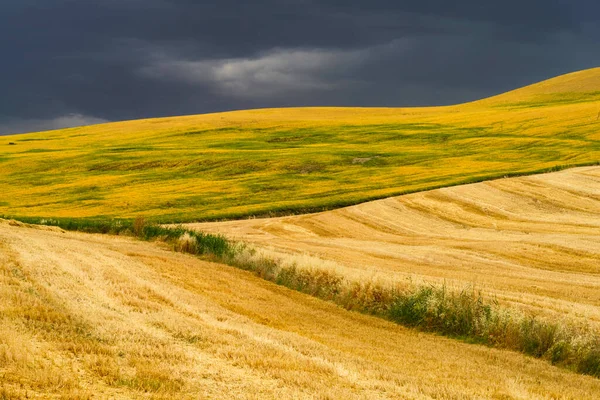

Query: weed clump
[
  {"left": 133, "top": 217, "right": 146, "bottom": 236},
  {"left": 388, "top": 286, "right": 495, "bottom": 338}
]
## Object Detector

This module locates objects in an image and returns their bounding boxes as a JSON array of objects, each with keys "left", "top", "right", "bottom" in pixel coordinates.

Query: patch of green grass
[
  {"left": 15, "top": 138, "right": 52, "bottom": 142},
  {"left": 18, "top": 148, "right": 60, "bottom": 153}
]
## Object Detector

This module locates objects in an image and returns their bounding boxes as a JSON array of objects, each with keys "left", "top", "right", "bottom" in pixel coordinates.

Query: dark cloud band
[{"left": 0, "top": 0, "right": 598, "bottom": 134}]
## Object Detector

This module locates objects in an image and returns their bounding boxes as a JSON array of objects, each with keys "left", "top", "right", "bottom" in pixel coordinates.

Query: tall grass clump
[
  {"left": 128, "top": 220, "right": 231, "bottom": 258},
  {"left": 388, "top": 286, "right": 495, "bottom": 339}
]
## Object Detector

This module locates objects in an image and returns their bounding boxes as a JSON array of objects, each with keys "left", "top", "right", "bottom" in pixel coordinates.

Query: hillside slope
[
  {"left": 1, "top": 68, "right": 600, "bottom": 222},
  {"left": 480, "top": 66, "right": 600, "bottom": 104},
  {"left": 2, "top": 219, "right": 600, "bottom": 399},
  {"left": 189, "top": 166, "right": 600, "bottom": 325}
]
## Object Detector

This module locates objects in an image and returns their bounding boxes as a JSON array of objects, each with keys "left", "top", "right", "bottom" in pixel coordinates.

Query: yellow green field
[{"left": 2, "top": 68, "right": 600, "bottom": 222}]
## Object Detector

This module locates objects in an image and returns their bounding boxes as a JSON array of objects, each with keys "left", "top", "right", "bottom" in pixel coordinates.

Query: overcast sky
[{"left": 1, "top": 0, "right": 599, "bottom": 135}]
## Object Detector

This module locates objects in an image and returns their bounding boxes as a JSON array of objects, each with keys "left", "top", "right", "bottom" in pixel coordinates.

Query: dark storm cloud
[{"left": 0, "top": 0, "right": 599, "bottom": 135}]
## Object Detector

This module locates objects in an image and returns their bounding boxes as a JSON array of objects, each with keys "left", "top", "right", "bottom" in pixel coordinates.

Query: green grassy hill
[{"left": 1, "top": 68, "right": 599, "bottom": 222}]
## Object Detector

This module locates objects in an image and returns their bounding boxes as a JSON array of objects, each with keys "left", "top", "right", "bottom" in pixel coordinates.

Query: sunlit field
[
  {"left": 2, "top": 219, "right": 600, "bottom": 399},
  {"left": 1, "top": 68, "right": 600, "bottom": 222}
]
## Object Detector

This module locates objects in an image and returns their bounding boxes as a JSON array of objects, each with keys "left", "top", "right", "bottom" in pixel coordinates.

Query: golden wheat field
[
  {"left": 1, "top": 68, "right": 600, "bottom": 221},
  {"left": 2, "top": 219, "right": 600, "bottom": 399},
  {"left": 189, "top": 166, "right": 600, "bottom": 326}
]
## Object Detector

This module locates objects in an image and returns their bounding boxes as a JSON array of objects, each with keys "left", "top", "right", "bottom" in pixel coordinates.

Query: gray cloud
[
  {"left": 0, "top": 1, "right": 599, "bottom": 134},
  {"left": 140, "top": 47, "right": 368, "bottom": 98},
  {"left": 0, "top": 114, "right": 109, "bottom": 136}
]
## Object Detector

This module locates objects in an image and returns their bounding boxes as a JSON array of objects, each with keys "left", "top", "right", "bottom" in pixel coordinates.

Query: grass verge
[
  {"left": 1, "top": 216, "right": 229, "bottom": 258},
  {"left": 4, "top": 216, "right": 600, "bottom": 379}
]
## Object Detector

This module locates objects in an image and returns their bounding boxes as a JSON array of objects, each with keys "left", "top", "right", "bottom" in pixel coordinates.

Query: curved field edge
[
  {"left": 3, "top": 161, "right": 598, "bottom": 224},
  {"left": 1, "top": 68, "right": 600, "bottom": 222},
  {"left": 5, "top": 217, "right": 600, "bottom": 380},
  {"left": 190, "top": 165, "right": 600, "bottom": 326}
]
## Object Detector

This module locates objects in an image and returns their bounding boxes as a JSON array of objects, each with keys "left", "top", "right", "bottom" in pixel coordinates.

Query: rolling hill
[
  {"left": 1, "top": 68, "right": 600, "bottom": 222},
  {"left": 2, "top": 68, "right": 600, "bottom": 398}
]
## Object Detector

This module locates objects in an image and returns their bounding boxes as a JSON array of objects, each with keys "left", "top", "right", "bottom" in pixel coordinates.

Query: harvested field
[
  {"left": 2, "top": 220, "right": 600, "bottom": 399},
  {"left": 189, "top": 166, "right": 600, "bottom": 325}
]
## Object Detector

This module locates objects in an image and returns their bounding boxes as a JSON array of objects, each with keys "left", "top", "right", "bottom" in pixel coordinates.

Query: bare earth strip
[
  {"left": 2, "top": 221, "right": 600, "bottom": 398},
  {"left": 190, "top": 166, "right": 600, "bottom": 325}
]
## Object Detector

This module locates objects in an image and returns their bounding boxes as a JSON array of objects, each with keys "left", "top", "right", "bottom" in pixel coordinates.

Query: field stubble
[{"left": 2, "top": 220, "right": 600, "bottom": 399}]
